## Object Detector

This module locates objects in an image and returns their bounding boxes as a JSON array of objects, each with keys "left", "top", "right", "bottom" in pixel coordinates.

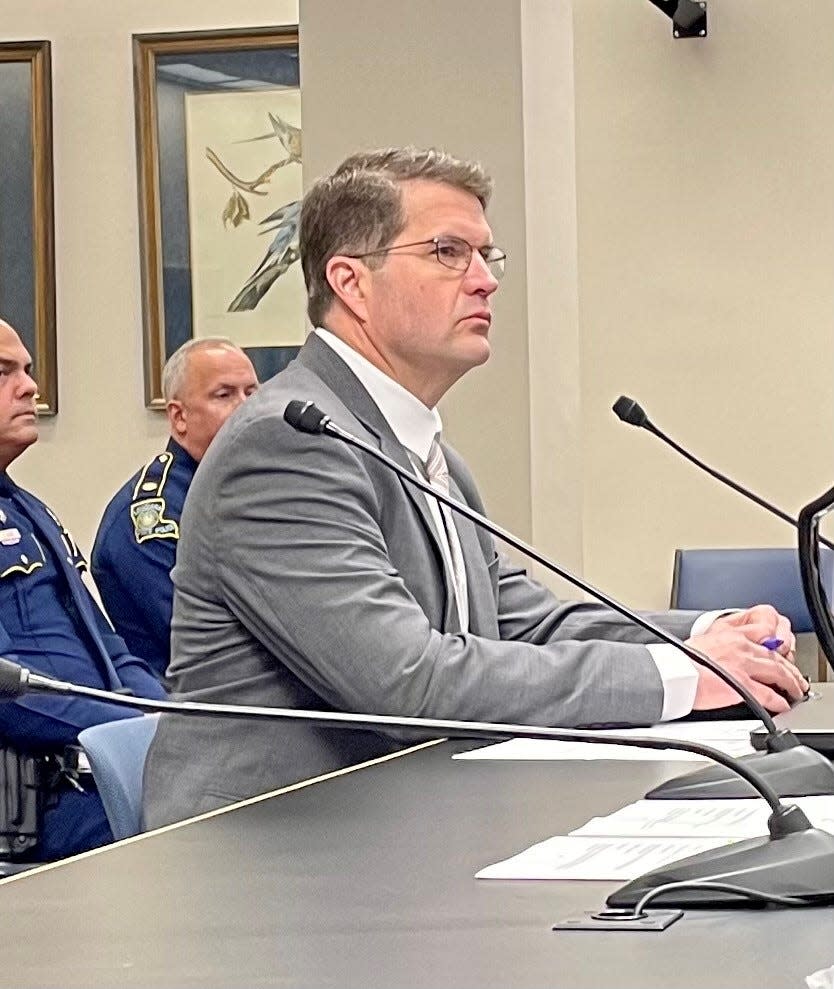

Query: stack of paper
[
  {"left": 573, "top": 795, "right": 834, "bottom": 839},
  {"left": 476, "top": 795, "right": 834, "bottom": 881}
]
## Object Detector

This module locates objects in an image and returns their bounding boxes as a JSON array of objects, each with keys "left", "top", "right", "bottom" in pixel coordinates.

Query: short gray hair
[
  {"left": 162, "top": 337, "right": 244, "bottom": 401},
  {"left": 300, "top": 147, "right": 493, "bottom": 327}
]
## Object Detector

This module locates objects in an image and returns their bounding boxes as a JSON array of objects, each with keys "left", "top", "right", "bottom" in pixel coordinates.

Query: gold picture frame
[
  {"left": 133, "top": 26, "right": 302, "bottom": 408},
  {"left": 0, "top": 41, "right": 57, "bottom": 415}
]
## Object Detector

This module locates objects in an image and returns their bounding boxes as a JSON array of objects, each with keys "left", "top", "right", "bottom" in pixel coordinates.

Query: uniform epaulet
[
  {"left": 132, "top": 451, "right": 174, "bottom": 501},
  {"left": 129, "top": 452, "right": 180, "bottom": 544}
]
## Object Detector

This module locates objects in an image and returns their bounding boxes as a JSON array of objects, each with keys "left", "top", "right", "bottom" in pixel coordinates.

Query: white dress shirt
[{"left": 314, "top": 327, "right": 716, "bottom": 720}]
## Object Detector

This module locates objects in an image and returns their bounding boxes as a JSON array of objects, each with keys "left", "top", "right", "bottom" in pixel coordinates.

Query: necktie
[{"left": 425, "top": 437, "right": 469, "bottom": 631}]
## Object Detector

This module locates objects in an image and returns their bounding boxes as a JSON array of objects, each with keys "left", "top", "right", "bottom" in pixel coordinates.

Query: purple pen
[{"left": 761, "top": 637, "right": 783, "bottom": 650}]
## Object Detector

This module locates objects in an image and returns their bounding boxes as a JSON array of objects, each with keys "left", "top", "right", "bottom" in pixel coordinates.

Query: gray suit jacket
[{"left": 143, "top": 333, "right": 699, "bottom": 828}]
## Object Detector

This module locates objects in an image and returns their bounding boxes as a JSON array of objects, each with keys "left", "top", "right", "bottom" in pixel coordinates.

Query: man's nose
[
  {"left": 19, "top": 372, "right": 38, "bottom": 398},
  {"left": 466, "top": 251, "right": 500, "bottom": 295}
]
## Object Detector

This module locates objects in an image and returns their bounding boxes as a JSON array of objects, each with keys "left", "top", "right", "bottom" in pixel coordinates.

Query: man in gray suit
[{"left": 143, "top": 147, "right": 805, "bottom": 828}]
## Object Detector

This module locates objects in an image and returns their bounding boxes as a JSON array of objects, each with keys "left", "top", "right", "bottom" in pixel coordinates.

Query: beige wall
[
  {"left": 521, "top": 0, "right": 584, "bottom": 594},
  {"left": 1, "top": 0, "right": 832, "bottom": 616}
]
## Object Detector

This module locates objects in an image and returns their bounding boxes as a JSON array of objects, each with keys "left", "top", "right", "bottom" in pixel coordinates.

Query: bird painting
[
  {"left": 227, "top": 198, "right": 301, "bottom": 312},
  {"left": 206, "top": 112, "right": 302, "bottom": 229},
  {"left": 201, "top": 109, "right": 302, "bottom": 312},
  {"left": 235, "top": 112, "right": 302, "bottom": 167}
]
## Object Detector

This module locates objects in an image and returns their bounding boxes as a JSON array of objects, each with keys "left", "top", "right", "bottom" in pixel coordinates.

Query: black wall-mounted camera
[{"left": 647, "top": 0, "right": 708, "bottom": 39}]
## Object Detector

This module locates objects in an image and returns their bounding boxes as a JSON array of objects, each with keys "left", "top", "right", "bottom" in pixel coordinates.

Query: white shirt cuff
[
  {"left": 689, "top": 609, "right": 737, "bottom": 635},
  {"left": 647, "top": 644, "right": 699, "bottom": 721},
  {"left": 648, "top": 609, "right": 739, "bottom": 721}
]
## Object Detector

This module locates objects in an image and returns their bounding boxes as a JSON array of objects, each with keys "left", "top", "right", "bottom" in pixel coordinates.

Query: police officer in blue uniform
[
  {"left": 92, "top": 338, "right": 258, "bottom": 678},
  {"left": 0, "top": 318, "right": 167, "bottom": 860},
  {"left": 92, "top": 441, "right": 196, "bottom": 679}
]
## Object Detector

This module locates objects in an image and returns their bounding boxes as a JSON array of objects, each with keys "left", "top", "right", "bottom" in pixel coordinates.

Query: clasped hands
[{"left": 687, "top": 604, "right": 808, "bottom": 713}]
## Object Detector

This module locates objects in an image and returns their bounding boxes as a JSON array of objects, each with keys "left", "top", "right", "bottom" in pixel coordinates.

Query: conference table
[{"left": 1, "top": 736, "right": 833, "bottom": 988}]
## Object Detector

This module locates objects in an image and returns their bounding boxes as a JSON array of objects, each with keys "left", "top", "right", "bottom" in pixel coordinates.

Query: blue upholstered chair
[
  {"left": 670, "top": 547, "right": 834, "bottom": 681},
  {"left": 78, "top": 714, "right": 161, "bottom": 840}
]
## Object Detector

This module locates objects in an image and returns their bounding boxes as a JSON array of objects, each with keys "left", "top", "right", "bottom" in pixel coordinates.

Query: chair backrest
[
  {"left": 78, "top": 715, "right": 160, "bottom": 840},
  {"left": 670, "top": 547, "right": 834, "bottom": 633}
]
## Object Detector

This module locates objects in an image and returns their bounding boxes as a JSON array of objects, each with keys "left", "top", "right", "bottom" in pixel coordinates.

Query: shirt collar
[
  {"left": 165, "top": 437, "right": 199, "bottom": 474},
  {"left": 315, "top": 328, "right": 442, "bottom": 463}
]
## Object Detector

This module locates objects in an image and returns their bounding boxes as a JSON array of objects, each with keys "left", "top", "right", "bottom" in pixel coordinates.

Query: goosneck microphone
[
  {"left": 1, "top": 655, "right": 834, "bottom": 909},
  {"left": 612, "top": 395, "right": 834, "bottom": 552},
  {"left": 283, "top": 399, "right": 834, "bottom": 803},
  {"left": 280, "top": 399, "right": 834, "bottom": 909}
]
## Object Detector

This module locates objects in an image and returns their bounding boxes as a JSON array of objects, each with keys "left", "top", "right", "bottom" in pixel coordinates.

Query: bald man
[
  {"left": 92, "top": 338, "right": 258, "bottom": 678},
  {"left": 0, "top": 318, "right": 166, "bottom": 860}
]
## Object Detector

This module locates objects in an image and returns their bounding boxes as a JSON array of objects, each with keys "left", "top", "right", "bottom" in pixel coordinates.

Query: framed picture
[
  {"left": 133, "top": 27, "right": 303, "bottom": 408},
  {"left": 0, "top": 41, "right": 57, "bottom": 415}
]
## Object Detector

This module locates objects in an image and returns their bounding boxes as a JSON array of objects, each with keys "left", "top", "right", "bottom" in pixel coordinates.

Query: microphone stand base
[
  {"left": 607, "top": 827, "right": 834, "bottom": 908},
  {"left": 645, "top": 745, "right": 834, "bottom": 799}
]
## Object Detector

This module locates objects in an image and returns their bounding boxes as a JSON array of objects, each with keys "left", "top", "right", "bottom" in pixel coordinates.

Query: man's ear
[
  {"left": 166, "top": 400, "right": 186, "bottom": 439},
  {"left": 325, "top": 256, "right": 371, "bottom": 322}
]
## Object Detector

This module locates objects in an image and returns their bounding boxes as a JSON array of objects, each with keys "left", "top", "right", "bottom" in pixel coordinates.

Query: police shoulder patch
[
  {"left": 132, "top": 451, "right": 174, "bottom": 501},
  {"left": 130, "top": 497, "right": 180, "bottom": 544}
]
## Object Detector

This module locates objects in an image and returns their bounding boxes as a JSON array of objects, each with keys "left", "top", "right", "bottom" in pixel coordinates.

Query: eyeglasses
[{"left": 349, "top": 235, "right": 506, "bottom": 280}]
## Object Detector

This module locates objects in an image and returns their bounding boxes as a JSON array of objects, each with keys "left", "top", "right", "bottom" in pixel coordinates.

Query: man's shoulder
[
  {"left": 245, "top": 358, "right": 336, "bottom": 413},
  {"left": 94, "top": 447, "right": 185, "bottom": 553},
  {"left": 9, "top": 483, "right": 68, "bottom": 529},
  {"left": 6, "top": 482, "right": 44, "bottom": 512},
  {"left": 6, "top": 484, "right": 87, "bottom": 568},
  {"left": 214, "top": 360, "right": 362, "bottom": 451}
]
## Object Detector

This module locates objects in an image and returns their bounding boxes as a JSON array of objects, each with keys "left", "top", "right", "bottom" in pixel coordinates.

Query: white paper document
[
  {"left": 571, "top": 795, "right": 834, "bottom": 840},
  {"left": 476, "top": 834, "right": 732, "bottom": 881},
  {"left": 476, "top": 795, "right": 834, "bottom": 881},
  {"left": 454, "top": 721, "right": 759, "bottom": 762}
]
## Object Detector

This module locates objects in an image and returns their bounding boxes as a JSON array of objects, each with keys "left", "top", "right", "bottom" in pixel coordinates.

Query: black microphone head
[
  {"left": 0, "top": 658, "right": 26, "bottom": 700},
  {"left": 284, "top": 400, "right": 329, "bottom": 435},
  {"left": 612, "top": 395, "right": 649, "bottom": 429}
]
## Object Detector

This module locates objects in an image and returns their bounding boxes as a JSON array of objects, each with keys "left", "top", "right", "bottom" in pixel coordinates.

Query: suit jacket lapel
[{"left": 298, "top": 334, "right": 457, "bottom": 628}]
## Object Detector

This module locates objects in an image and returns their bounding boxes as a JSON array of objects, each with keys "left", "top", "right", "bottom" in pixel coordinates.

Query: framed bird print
[
  {"left": 133, "top": 27, "right": 302, "bottom": 408},
  {"left": 0, "top": 41, "right": 57, "bottom": 414}
]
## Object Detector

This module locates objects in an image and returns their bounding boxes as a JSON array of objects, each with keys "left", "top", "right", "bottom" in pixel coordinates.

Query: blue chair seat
[{"left": 78, "top": 715, "right": 160, "bottom": 841}]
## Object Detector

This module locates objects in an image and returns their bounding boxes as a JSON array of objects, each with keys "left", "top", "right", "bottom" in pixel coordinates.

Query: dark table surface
[{"left": 1, "top": 738, "right": 833, "bottom": 989}]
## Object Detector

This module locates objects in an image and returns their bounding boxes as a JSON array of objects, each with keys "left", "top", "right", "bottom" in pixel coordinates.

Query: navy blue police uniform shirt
[
  {"left": 91, "top": 438, "right": 198, "bottom": 679},
  {"left": 0, "top": 473, "right": 166, "bottom": 754}
]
